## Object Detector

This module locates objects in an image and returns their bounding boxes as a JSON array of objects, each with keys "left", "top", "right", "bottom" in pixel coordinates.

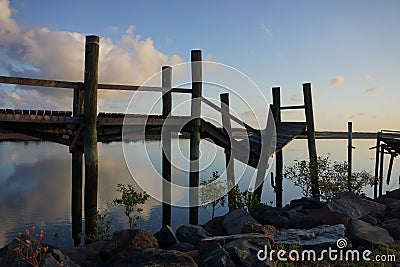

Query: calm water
[{"left": 0, "top": 139, "right": 398, "bottom": 249}]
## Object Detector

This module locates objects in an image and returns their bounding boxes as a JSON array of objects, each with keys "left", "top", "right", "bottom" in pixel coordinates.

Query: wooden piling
[
  {"left": 220, "top": 93, "right": 235, "bottom": 210},
  {"left": 379, "top": 144, "right": 385, "bottom": 197},
  {"left": 162, "top": 66, "right": 172, "bottom": 226},
  {"left": 387, "top": 153, "right": 395, "bottom": 185},
  {"left": 373, "top": 132, "right": 381, "bottom": 199},
  {"left": 347, "top": 121, "right": 353, "bottom": 192},
  {"left": 303, "top": 83, "right": 320, "bottom": 200},
  {"left": 71, "top": 84, "right": 83, "bottom": 246},
  {"left": 83, "top": 35, "right": 99, "bottom": 240},
  {"left": 272, "top": 87, "right": 283, "bottom": 207},
  {"left": 189, "top": 50, "right": 202, "bottom": 225}
]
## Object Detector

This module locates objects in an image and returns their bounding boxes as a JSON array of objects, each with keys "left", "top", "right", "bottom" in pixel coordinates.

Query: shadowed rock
[
  {"left": 154, "top": 225, "right": 179, "bottom": 249},
  {"left": 223, "top": 208, "right": 258, "bottom": 235},
  {"left": 348, "top": 218, "right": 394, "bottom": 246},
  {"left": 176, "top": 224, "right": 211, "bottom": 249}
]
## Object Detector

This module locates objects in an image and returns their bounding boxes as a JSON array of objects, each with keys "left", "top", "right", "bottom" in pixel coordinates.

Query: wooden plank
[
  {"left": 280, "top": 105, "right": 305, "bottom": 110},
  {"left": 0, "top": 75, "right": 79, "bottom": 89}
]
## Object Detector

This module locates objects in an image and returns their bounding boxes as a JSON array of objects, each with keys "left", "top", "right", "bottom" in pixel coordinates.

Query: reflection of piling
[
  {"left": 379, "top": 143, "right": 385, "bottom": 197},
  {"left": 189, "top": 50, "right": 202, "bottom": 225},
  {"left": 303, "top": 83, "right": 320, "bottom": 200},
  {"left": 162, "top": 66, "right": 172, "bottom": 226},
  {"left": 83, "top": 35, "right": 99, "bottom": 241},
  {"left": 347, "top": 121, "right": 353, "bottom": 192},
  {"left": 220, "top": 93, "right": 235, "bottom": 210},
  {"left": 71, "top": 83, "right": 83, "bottom": 246}
]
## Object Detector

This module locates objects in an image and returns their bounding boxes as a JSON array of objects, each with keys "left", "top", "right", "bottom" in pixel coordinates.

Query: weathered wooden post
[
  {"left": 373, "top": 132, "right": 381, "bottom": 199},
  {"left": 71, "top": 83, "right": 83, "bottom": 246},
  {"left": 272, "top": 87, "right": 283, "bottom": 207},
  {"left": 379, "top": 144, "right": 385, "bottom": 197},
  {"left": 347, "top": 121, "right": 353, "bottom": 192},
  {"left": 387, "top": 153, "right": 395, "bottom": 186},
  {"left": 83, "top": 35, "right": 99, "bottom": 240},
  {"left": 189, "top": 50, "right": 202, "bottom": 225},
  {"left": 162, "top": 66, "right": 172, "bottom": 226},
  {"left": 303, "top": 83, "right": 320, "bottom": 200},
  {"left": 220, "top": 93, "right": 235, "bottom": 210}
]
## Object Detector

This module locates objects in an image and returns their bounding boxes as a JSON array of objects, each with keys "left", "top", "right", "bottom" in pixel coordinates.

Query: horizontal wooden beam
[
  {"left": 280, "top": 105, "right": 305, "bottom": 110},
  {"left": 0, "top": 75, "right": 192, "bottom": 93}
]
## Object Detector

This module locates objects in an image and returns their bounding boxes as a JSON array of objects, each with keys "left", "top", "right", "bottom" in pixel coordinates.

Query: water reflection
[{"left": 0, "top": 139, "right": 398, "bottom": 249}]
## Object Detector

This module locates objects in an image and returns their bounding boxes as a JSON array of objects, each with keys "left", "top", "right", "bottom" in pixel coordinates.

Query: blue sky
[{"left": 1, "top": 0, "right": 399, "bottom": 131}]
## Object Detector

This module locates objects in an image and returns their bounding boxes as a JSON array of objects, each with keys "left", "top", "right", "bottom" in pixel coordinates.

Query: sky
[{"left": 0, "top": 0, "right": 399, "bottom": 131}]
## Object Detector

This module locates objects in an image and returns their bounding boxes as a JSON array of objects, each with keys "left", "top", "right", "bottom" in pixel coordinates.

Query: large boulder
[
  {"left": 327, "top": 192, "right": 386, "bottom": 218},
  {"left": 223, "top": 208, "right": 258, "bottom": 235},
  {"left": 168, "top": 242, "right": 197, "bottom": 252},
  {"left": 289, "top": 197, "right": 324, "bottom": 210},
  {"left": 200, "top": 233, "right": 271, "bottom": 256},
  {"left": 176, "top": 224, "right": 211, "bottom": 249},
  {"left": 381, "top": 189, "right": 400, "bottom": 200},
  {"left": 274, "top": 224, "right": 347, "bottom": 250},
  {"left": 202, "top": 216, "right": 227, "bottom": 235},
  {"left": 99, "top": 229, "right": 158, "bottom": 261},
  {"left": 251, "top": 204, "right": 290, "bottom": 229},
  {"left": 199, "top": 244, "right": 235, "bottom": 267},
  {"left": 292, "top": 210, "right": 350, "bottom": 229},
  {"left": 64, "top": 240, "right": 108, "bottom": 267},
  {"left": 347, "top": 218, "right": 394, "bottom": 246},
  {"left": 384, "top": 199, "right": 400, "bottom": 220},
  {"left": 154, "top": 225, "right": 179, "bottom": 249},
  {"left": 108, "top": 248, "right": 198, "bottom": 267},
  {"left": 241, "top": 221, "right": 276, "bottom": 246},
  {"left": 224, "top": 237, "right": 274, "bottom": 267},
  {"left": 381, "top": 219, "right": 400, "bottom": 241},
  {"left": 40, "top": 249, "right": 80, "bottom": 267}
]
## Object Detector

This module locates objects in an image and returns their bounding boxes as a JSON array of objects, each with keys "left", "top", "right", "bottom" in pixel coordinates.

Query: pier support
[
  {"left": 162, "top": 66, "right": 172, "bottom": 226},
  {"left": 83, "top": 35, "right": 99, "bottom": 240},
  {"left": 379, "top": 144, "right": 385, "bottom": 197},
  {"left": 303, "top": 83, "right": 320, "bottom": 200},
  {"left": 71, "top": 84, "right": 83, "bottom": 246},
  {"left": 272, "top": 87, "right": 283, "bottom": 207},
  {"left": 373, "top": 132, "right": 381, "bottom": 199},
  {"left": 189, "top": 50, "right": 202, "bottom": 225},
  {"left": 220, "top": 93, "right": 235, "bottom": 210}
]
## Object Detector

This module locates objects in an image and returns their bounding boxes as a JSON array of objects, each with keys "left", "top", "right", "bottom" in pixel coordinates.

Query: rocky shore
[{"left": 1, "top": 190, "right": 399, "bottom": 266}]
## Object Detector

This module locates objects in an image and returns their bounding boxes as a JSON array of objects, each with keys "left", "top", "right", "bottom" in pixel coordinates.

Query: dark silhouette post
[
  {"left": 303, "top": 83, "right": 320, "bottom": 200},
  {"left": 189, "top": 50, "right": 202, "bottom": 225},
  {"left": 220, "top": 93, "right": 235, "bottom": 210},
  {"left": 272, "top": 87, "right": 283, "bottom": 207},
  {"left": 162, "top": 66, "right": 172, "bottom": 226},
  {"left": 83, "top": 35, "right": 99, "bottom": 241}
]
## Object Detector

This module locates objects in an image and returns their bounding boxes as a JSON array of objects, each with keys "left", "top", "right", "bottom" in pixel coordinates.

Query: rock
[
  {"left": 347, "top": 218, "right": 394, "bottom": 246},
  {"left": 109, "top": 248, "right": 198, "bottom": 267},
  {"left": 360, "top": 215, "right": 378, "bottom": 226},
  {"left": 169, "top": 242, "right": 197, "bottom": 252},
  {"left": 223, "top": 208, "right": 258, "bottom": 235},
  {"left": 199, "top": 244, "right": 235, "bottom": 267},
  {"left": 274, "top": 224, "right": 347, "bottom": 250},
  {"left": 200, "top": 234, "right": 271, "bottom": 255},
  {"left": 224, "top": 237, "right": 274, "bottom": 267},
  {"left": 154, "top": 225, "right": 179, "bottom": 249},
  {"left": 374, "top": 197, "right": 399, "bottom": 206},
  {"left": 327, "top": 192, "right": 386, "bottom": 219},
  {"left": 202, "top": 216, "right": 227, "bottom": 235},
  {"left": 241, "top": 222, "right": 276, "bottom": 246},
  {"left": 382, "top": 189, "right": 400, "bottom": 200},
  {"left": 289, "top": 197, "right": 324, "bottom": 210},
  {"left": 293, "top": 210, "right": 350, "bottom": 229},
  {"left": 381, "top": 219, "right": 400, "bottom": 241},
  {"left": 176, "top": 224, "right": 211, "bottom": 249},
  {"left": 385, "top": 200, "right": 400, "bottom": 220},
  {"left": 41, "top": 249, "right": 79, "bottom": 267},
  {"left": 64, "top": 240, "right": 108, "bottom": 267},
  {"left": 99, "top": 229, "right": 158, "bottom": 261},
  {"left": 251, "top": 204, "right": 290, "bottom": 228}
]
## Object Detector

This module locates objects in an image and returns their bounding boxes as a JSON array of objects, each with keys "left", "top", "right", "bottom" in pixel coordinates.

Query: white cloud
[
  {"left": 363, "top": 75, "right": 374, "bottom": 83},
  {"left": 331, "top": 75, "right": 344, "bottom": 88},
  {"left": 0, "top": 0, "right": 184, "bottom": 111},
  {"left": 365, "top": 86, "right": 383, "bottom": 93},
  {"left": 260, "top": 23, "right": 272, "bottom": 39},
  {"left": 106, "top": 26, "right": 120, "bottom": 34}
]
